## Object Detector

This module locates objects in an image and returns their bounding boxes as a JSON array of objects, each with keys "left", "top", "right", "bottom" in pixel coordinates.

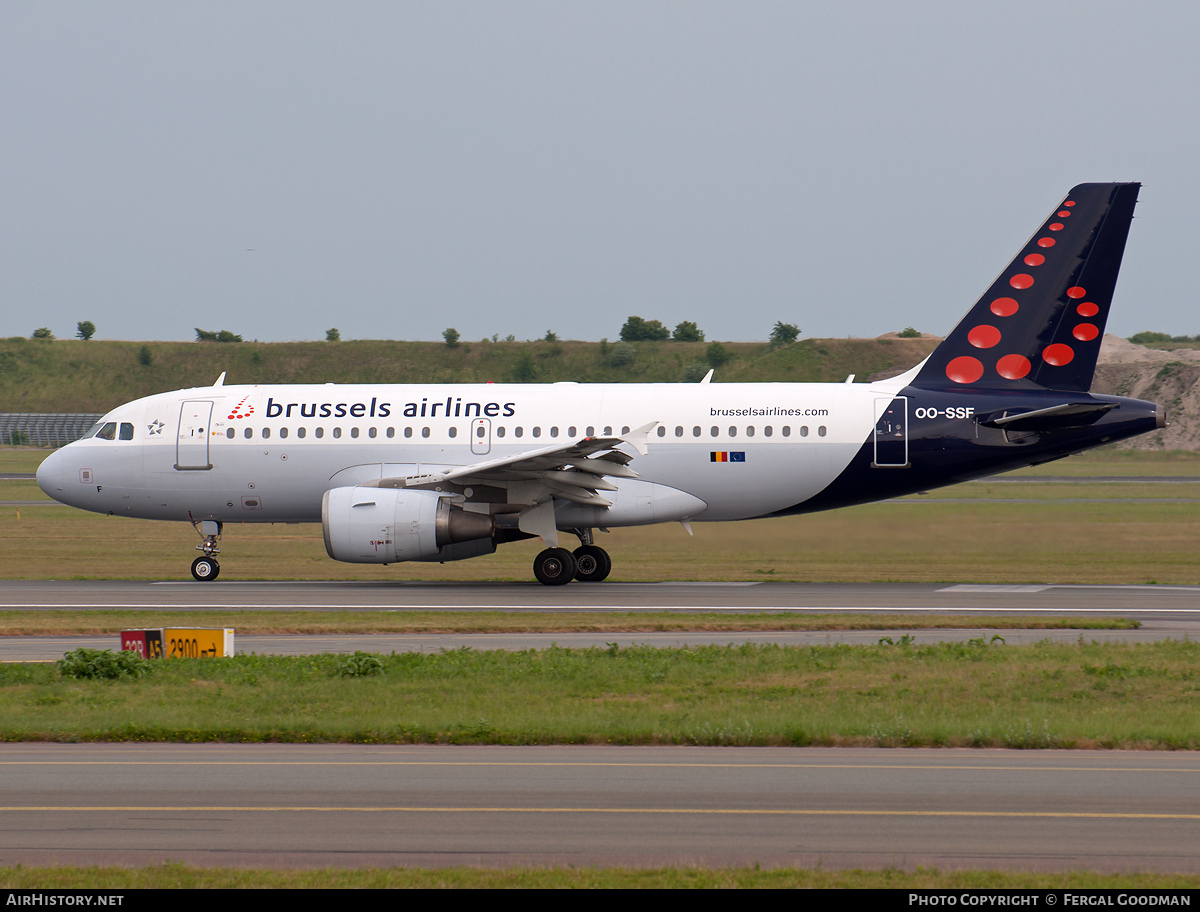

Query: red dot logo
[
  {"left": 946, "top": 356, "right": 984, "bottom": 384},
  {"left": 968, "top": 325, "right": 1001, "bottom": 349},
  {"left": 1042, "top": 343, "right": 1075, "bottom": 366},
  {"left": 1010, "top": 274, "right": 1034, "bottom": 289},
  {"left": 1024, "top": 254, "right": 1045, "bottom": 266},
  {"left": 1049, "top": 223, "right": 1064, "bottom": 231},
  {"left": 1073, "top": 323, "right": 1099, "bottom": 341},
  {"left": 1064, "top": 200, "right": 1075, "bottom": 207},
  {"left": 1037, "top": 238, "right": 1056, "bottom": 248},
  {"left": 990, "top": 297, "right": 1019, "bottom": 317},
  {"left": 996, "top": 354, "right": 1032, "bottom": 380},
  {"left": 1057, "top": 210, "right": 1071, "bottom": 218},
  {"left": 1066, "top": 286, "right": 1086, "bottom": 298},
  {"left": 1076, "top": 302, "right": 1099, "bottom": 317}
]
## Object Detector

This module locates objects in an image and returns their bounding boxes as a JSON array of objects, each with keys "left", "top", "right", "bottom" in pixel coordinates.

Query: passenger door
[{"left": 176, "top": 401, "right": 214, "bottom": 470}]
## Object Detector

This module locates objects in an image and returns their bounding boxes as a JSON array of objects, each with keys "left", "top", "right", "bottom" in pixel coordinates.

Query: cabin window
[
  {"left": 675, "top": 426, "right": 683, "bottom": 437},
  {"left": 119, "top": 423, "right": 134, "bottom": 440},
  {"left": 226, "top": 428, "right": 235, "bottom": 439},
  {"left": 515, "top": 427, "right": 523, "bottom": 438},
  {"left": 603, "top": 426, "right": 612, "bottom": 435},
  {"left": 586, "top": 426, "right": 595, "bottom": 437},
  {"left": 244, "top": 428, "right": 253, "bottom": 439},
  {"left": 497, "top": 426, "right": 506, "bottom": 438},
  {"left": 746, "top": 426, "right": 755, "bottom": 438},
  {"left": 332, "top": 427, "right": 341, "bottom": 439},
  {"left": 279, "top": 428, "right": 288, "bottom": 439},
  {"left": 262, "top": 428, "right": 271, "bottom": 439},
  {"left": 621, "top": 426, "right": 630, "bottom": 434},
  {"left": 728, "top": 426, "right": 737, "bottom": 437},
  {"left": 448, "top": 427, "right": 457, "bottom": 438},
  {"left": 532, "top": 427, "right": 541, "bottom": 438},
  {"left": 764, "top": 426, "right": 773, "bottom": 437},
  {"left": 693, "top": 426, "right": 701, "bottom": 437},
  {"left": 315, "top": 427, "right": 324, "bottom": 439},
  {"left": 799, "top": 426, "right": 808, "bottom": 437},
  {"left": 369, "top": 427, "right": 377, "bottom": 438},
  {"left": 475, "top": 425, "right": 485, "bottom": 438},
  {"left": 818, "top": 426, "right": 827, "bottom": 437},
  {"left": 550, "top": 426, "right": 559, "bottom": 438},
  {"left": 297, "top": 427, "right": 306, "bottom": 438},
  {"left": 783, "top": 426, "right": 792, "bottom": 437},
  {"left": 568, "top": 426, "right": 577, "bottom": 437},
  {"left": 386, "top": 427, "right": 395, "bottom": 438},
  {"left": 710, "top": 426, "right": 718, "bottom": 437},
  {"left": 422, "top": 427, "right": 430, "bottom": 438},
  {"left": 657, "top": 426, "right": 666, "bottom": 437},
  {"left": 404, "top": 427, "right": 412, "bottom": 438},
  {"left": 350, "top": 427, "right": 359, "bottom": 438},
  {"left": 94, "top": 422, "right": 117, "bottom": 440}
]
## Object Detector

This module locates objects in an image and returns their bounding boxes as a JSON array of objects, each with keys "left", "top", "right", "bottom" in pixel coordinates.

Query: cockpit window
[
  {"left": 119, "top": 423, "right": 134, "bottom": 440},
  {"left": 94, "top": 422, "right": 117, "bottom": 440}
]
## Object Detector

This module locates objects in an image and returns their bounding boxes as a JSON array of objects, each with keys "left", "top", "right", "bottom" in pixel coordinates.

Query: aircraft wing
[{"left": 360, "top": 421, "right": 659, "bottom": 506}]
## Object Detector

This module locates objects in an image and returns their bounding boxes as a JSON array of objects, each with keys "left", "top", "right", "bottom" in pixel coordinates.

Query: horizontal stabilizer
[{"left": 978, "top": 401, "right": 1117, "bottom": 432}]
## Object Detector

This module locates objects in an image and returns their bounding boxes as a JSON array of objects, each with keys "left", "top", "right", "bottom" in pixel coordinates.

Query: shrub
[
  {"left": 58, "top": 648, "right": 152, "bottom": 680},
  {"left": 769, "top": 322, "right": 800, "bottom": 346},
  {"left": 619, "top": 316, "right": 670, "bottom": 342},
  {"left": 609, "top": 343, "right": 637, "bottom": 367},
  {"left": 543, "top": 330, "right": 558, "bottom": 343},
  {"left": 195, "top": 328, "right": 243, "bottom": 342},
  {"left": 681, "top": 363, "right": 710, "bottom": 382},
  {"left": 897, "top": 326, "right": 921, "bottom": 338},
  {"left": 325, "top": 328, "right": 340, "bottom": 341},
  {"left": 336, "top": 652, "right": 385, "bottom": 677},
  {"left": 671, "top": 321, "right": 705, "bottom": 342},
  {"left": 705, "top": 341, "right": 730, "bottom": 368},
  {"left": 76, "top": 321, "right": 96, "bottom": 341},
  {"left": 137, "top": 345, "right": 153, "bottom": 367},
  {"left": 508, "top": 350, "right": 538, "bottom": 382},
  {"left": 31, "top": 327, "right": 54, "bottom": 340},
  {"left": 443, "top": 328, "right": 460, "bottom": 348}
]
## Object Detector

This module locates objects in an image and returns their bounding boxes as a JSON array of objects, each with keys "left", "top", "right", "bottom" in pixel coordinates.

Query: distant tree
[
  {"left": 325, "top": 328, "right": 340, "bottom": 341},
  {"left": 31, "top": 327, "right": 54, "bottom": 339},
  {"left": 769, "top": 321, "right": 800, "bottom": 346},
  {"left": 543, "top": 329, "right": 558, "bottom": 342},
  {"left": 504, "top": 334, "right": 516, "bottom": 343},
  {"left": 620, "top": 316, "right": 670, "bottom": 342},
  {"left": 443, "top": 327, "right": 460, "bottom": 348},
  {"left": 76, "top": 321, "right": 96, "bottom": 341},
  {"left": 195, "top": 328, "right": 243, "bottom": 342},
  {"left": 705, "top": 341, "right": 730, "bottom": 368},
  {"left": 137, "top": 345, "right": 153, "bottom": 367},
  {"left": 897, "top": 326, "right": 921, "bottom": 338},
  {"left": 671, "top": 321, "right": 705, "bottom": 343}
]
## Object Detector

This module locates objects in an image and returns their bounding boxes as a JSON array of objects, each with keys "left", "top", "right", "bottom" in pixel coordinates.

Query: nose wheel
[{"left": 191, "top": 556, "right": 220, "bottom": 581}]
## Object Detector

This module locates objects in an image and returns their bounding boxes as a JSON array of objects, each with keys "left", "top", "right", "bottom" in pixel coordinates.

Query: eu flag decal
[{"left": 710, "top": 452, "right": 746, "bottom": 462}]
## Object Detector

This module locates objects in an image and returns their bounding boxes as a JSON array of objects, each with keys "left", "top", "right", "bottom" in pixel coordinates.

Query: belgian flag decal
[{"left": 710, "top": 452, "right": 745, "bottom": 462}]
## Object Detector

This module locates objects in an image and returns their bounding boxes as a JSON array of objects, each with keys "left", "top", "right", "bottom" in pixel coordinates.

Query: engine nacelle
[{"left": 322, "top": 486, "right": 494, "bottom": 564}]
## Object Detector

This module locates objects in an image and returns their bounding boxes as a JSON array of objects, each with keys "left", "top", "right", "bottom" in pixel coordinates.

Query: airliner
[{"left": 36, "top": 182, "right": 1163, "bottom": 584}]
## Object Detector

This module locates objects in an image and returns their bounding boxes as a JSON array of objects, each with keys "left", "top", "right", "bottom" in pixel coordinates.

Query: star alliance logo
[{"left": 148, "top": 419, "right": 164, "bottom": 436}]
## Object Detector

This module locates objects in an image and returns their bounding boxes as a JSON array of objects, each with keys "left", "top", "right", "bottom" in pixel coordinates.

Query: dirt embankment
[{"left": 1093, "top": 336, "right": 1200, "bottom": 451}]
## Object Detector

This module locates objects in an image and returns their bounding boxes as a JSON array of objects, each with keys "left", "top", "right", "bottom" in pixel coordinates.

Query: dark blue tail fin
[{"left": 913, "top": 182, "right": 1140, "bottom": 392}]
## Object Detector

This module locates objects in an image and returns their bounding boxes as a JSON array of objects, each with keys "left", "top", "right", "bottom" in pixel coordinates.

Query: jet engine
[{"left": 322, "top": 487, "right": 494, "bottom": 564}]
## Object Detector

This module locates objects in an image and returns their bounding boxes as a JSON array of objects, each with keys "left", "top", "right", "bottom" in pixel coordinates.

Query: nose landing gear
[{"left": 190, "top": 519, "right": 222, "bottom": 582}]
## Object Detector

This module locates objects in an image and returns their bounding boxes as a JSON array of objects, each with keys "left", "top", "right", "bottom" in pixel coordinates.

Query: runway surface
[{"left": 0, "top": 743, "right": 1196, "bottom": 871}]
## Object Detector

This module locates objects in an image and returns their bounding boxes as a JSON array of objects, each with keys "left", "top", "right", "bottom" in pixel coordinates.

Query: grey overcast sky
[{"left": 1, "top": 1, "right": 1196, "bottom": 344}]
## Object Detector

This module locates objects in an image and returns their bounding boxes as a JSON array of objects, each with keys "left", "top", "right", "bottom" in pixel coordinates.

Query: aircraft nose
[{"left": 36, "top": 449, "right": 64, "bottom": 498}]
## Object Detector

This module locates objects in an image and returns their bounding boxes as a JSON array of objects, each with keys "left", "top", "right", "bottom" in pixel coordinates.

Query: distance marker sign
[{"left": 121, "top": 628, "right": 234, "bottom": 659}]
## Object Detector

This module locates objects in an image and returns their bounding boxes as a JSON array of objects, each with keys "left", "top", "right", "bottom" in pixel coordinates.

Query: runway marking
[
  {"left": 2, "top": 761, "right": 1198, "bottom": 773},
  {"left": 4, "top": 806, "right": 1199, "bottom": 820}
]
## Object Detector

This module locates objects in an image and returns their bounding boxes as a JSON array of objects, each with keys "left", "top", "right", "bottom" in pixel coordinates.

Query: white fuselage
[{"left": 37, "top": 380, "right": 892, "bottom": 526}]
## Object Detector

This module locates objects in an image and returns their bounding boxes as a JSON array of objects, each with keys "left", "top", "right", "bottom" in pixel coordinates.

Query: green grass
[
  {"left": 0, "top": 337, "right": 939, "bottom": 413},
  {"left": 0, "top": 610, "right": 1138, "bottom": 636},
  {"left": 2, "top": 863, "right": 1197, "bottom": 888},
  {"left": 4, "top": 641, "right": 1199, "bottom": 748}
]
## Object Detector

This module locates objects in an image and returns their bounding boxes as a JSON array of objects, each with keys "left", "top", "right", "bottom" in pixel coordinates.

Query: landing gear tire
[
  {"left": 533, "top": 548, "right": 576, "bottom": 586},
  {"left": 573, "top": 545, "right": 611, "bottom": 582},
  {"left": 191, "top": 556, "right": 220, "bottom": 582}
]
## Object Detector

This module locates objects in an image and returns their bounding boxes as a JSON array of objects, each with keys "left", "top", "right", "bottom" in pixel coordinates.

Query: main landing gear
[
  {"left": 533, "top": 529, "right": 612, "bottom": 586},
  {"left": 190, "top": 520, "right": 222, "bottom": 582}
]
